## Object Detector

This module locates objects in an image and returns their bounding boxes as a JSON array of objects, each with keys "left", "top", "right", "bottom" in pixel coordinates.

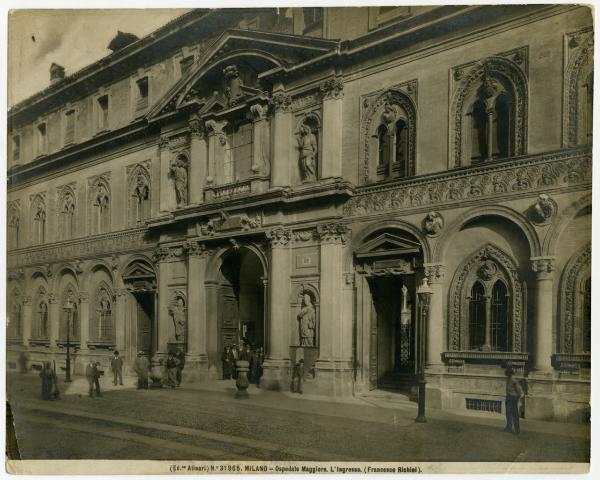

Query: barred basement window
[{"left": 465, "top": 398, "right": 502, "bottom": 414}]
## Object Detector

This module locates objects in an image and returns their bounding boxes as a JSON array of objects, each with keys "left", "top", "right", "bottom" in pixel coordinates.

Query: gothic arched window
[
  {"left": 128, "top": 166, "right": 150, "bottom": 226},
  {"left": 91, "top": 180, "right": 110, "bottom": 234},
  {"left": 468, "top": 282, "right": 486, "bottom": 349},
  {"left": 448, "top": 244, "right": 524, "bottom": 354},
  {"left": 7, "top": 204, "right": 19, "bottom": 249},
  {"left": 31, "top": 196, "right": 46, "bottom": 245},
  {"left": 59, "top": 190, "right": 76, "bottom": 240},
  {"left": 93, "top": 287, "right": 114, "bottom": 343}
]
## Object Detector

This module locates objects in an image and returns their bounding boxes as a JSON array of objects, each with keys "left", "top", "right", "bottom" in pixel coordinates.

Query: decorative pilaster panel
[
  {"left": 320, "top": 77, "right": 344, "bottom": 179},
  {"left": 189, "top": 116, "right": 207, "bottom": 204},
  {"left": 22, "top": 296, "right": 32, "bottom": 347},
  {"left": 250, "top": 104, "right": 270, "bottom": 176},
  {"left": 48, "top": 293, "right": 59, "bottom": 348},
  {"left": 79, "top": 292, "right": 89, "bottom": 350},
  {"left": 158, "top": 136, "right": 172, "bottom": 212},
  {"left": 154, "top": 246, "right": 172, "bottom": 355},
  {"left": 270, "top": 92, "right": 293, "bottom": 187},
  {"left": 531, "top": 256, "right": 555, "bottom": 371},
  {"left": 424, "top": 263, "right": 446, "bottom": 366},
  {"left": 205, "top": 119, "right": 228, "bottom": 185},
  {"left": 115, "top": 288, "right": 128, "bottom": 353},
  {"left": 186, "top": 240, "right": 208, "bottom": 362}
]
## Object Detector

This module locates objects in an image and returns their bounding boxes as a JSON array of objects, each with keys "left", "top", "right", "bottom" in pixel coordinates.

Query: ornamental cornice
[
  {"left": 266, "top": 227, "right": 292, "bottom": 247},
  {"left": 316, "top": 223, "right": 350, "bottom": 245},
  {"left": 343, "top": 147, "right": 591, "bottom": 217},
  {"left": 320, "top": 77, "right": 344, "bottom": 100}
]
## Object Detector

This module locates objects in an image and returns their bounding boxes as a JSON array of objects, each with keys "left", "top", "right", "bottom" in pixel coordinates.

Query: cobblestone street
[{"left": 7, "top": 373, "right": 590, "bottom": 463}]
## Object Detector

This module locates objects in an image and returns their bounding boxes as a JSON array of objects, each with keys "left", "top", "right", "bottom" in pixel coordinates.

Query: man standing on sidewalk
[
  {"left": 503, "top": 366, "right": 524, "bottom": 434},
  {"left": 110, "top": 350, "right": 123, "bottom": 386},
  {"left": 134, "top": 351, "right": 149, "bottom": 389},
  {"left": 85, "top": 360, "right": 102, "bottom": 398},
  {"left": 175, "top": 348, "right": 185, "bottom": 386}
]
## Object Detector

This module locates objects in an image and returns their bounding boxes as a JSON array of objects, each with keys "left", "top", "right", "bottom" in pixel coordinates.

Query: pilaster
[
  {"left": 79, "top": 292, "right": 90, "bottom": 352},
  {"left": 531, "top": 257, "right": 555, "bottom": 372},
  {"left": 114, "top": 288, "right": 128, "bottom": 354},
  {"left": 186, "top": 239, "right": 209, "bottom": 380},
  {"left": 270, "top": 92, "right": 292, "bottom": 187},
  {"left": 205, "top": 119, "right": 228, "bottom": 185},
  {"left": 158, "top": 137, "right": 172, "bottom": 212},
  {"left": 48, "top": 293, "right": 59, "bottom": 348},
  {"left": 188, "top": 116, "right": 207, "bottom": 204},
  {"left": 154, "top": 246, "right": 172, "bottom": 356},
  {"left": 424, "top": 263, "right": 446, "bottom": 367},
  {"left": 250, "top": 104, "right": 270, "bottom": 176},
  {"left": 22, "top": 296, "right": 32, "bottom": 347},
  {"left": 320, "top": 77, "right": 344, "bottom": 179}
]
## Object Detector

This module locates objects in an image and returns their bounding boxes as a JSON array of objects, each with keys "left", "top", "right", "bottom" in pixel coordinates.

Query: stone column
[
  {"left": 79, "top": 292, "right": 90, "bottom": 351},
  {"left": 158, "top": 137, "right": 172, "bottom": 212},
  {"left": 250, "top": 104, "right": 270, "bottom": 176},
  {"left": 49, "top": 293, "right": 60, "bottom": 348},
  {"left": 424, "top": 263, "right": 446, "bottom": 366},
  {"left": 315, "top": 223, "right": 353, "bottom": 396},
  {"left": 320, "top": 77, "right": 344, "bottom": 179},
  {"left": 114, "top": 288, "right": 128, "bottom": 354},
  {"left": 270, "top": 91, "right": 292, "bottom": 187},
  {"left": 261, "top": 227, "right": 292, "bottom": 390},
  {"left": 188, "top": 117, "right": 206, "bottom": 204},
  {"left": 22, "top": 296, "right": 32, "bottom": 347},
  {"left": 205, "top": 119, "right": 227, "bottom": 186},
  {"left": 531, "top": 257, "right": 555, "bottom": 371},
  {"left": 154, "top": 247, "right": 172, "bottom": 358},
  {"left": 186, "top": 240, "right": 209, "bottom": 380}
]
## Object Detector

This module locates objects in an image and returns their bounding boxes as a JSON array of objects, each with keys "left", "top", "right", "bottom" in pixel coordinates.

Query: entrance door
[
  {"left": 369, "top": 275, "right": 416, "bottom": 391},
  {"left": 135, "top": 292, "right": 154, "bottom": 356},
  {"left": 219, "top": 286, "right": 239, "bottom": 352}
]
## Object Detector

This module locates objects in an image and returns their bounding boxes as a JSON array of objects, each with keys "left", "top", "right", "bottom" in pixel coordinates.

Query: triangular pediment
[
  {"left": 122, "top": 261, "right": 156, "bottom": 280},
  {"left": 148, "top": 29, "right": 337, "bottom": 121},
  {"left": 356, "top": 233, "right": 421, "bottom": 259}
]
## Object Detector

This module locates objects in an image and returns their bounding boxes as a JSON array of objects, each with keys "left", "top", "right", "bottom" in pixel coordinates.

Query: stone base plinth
[
  {"left": 260, "top": 358, "right": 291, "bottom": 391},
  {"left": 182, "top": 354, "right": 209, "bottom": 382},
  {"left": 304, "top": 359, "right": 354, "bottom": 397}
]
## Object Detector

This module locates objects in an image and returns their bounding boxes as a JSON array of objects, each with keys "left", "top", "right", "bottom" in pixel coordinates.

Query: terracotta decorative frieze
[
  {"left": 343, "top": 147, "right": 591, "bottom": 217},
  {"left": 7, "top": 228, "right": 150, "bottom": 269},
  {"left": 319, "top": 77, "right": 344, "bottom": 100}
]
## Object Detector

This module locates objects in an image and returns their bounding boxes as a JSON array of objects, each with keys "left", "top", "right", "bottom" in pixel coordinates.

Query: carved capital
[
  {"left": 116, "top": 289, "right": 129, "bottom": 299},
  {"left": 48, "top": 293, "right": 58, "bottom": 304},
  {"left": 250, "top": 104, "right": 268, "bottom": 121},
  {"left": 153, "top": 246, "right": 172, "bottom": 263},
  {"left": 424, "top": 263, "right": 446, "bottom": 284},
  {"left": 80, "top": 291, "right": 89, "bottom": 303},
  {"left": 188, "top": 117, "right": 205, "bottom": 139},
  {"left": 531, "top": 257, "right": 555, "bottom": 279},
  {"left": 22, "top": 295, "right": 32, "bottom": 306},
  {"left": 158, "top": 135, "right": 170, "bottom": 149},
  {"left": 187, "top": 239, "right": 207, "bottom": 257},
  {"left": 317, "top": 223, "right": 349, "bottom": 245},
  {"left": 266, "top": 227, "right": 292, "bottom": 248},
  {"left": 320, "top": 77, "right": 344, "bottom": 100},
  {"left": 270, "top": 92, "right": 292, "bottom": 113}
]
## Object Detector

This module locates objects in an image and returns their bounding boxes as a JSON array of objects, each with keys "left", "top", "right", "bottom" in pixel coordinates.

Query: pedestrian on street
[
  {"left": 230, "top": 345, "right": 239, "bottom": 379},
  {"left": 39, "top": 362, "right": 55, "bottom": 400},
  {"left": 256, "top": 347, "right": 264, "bottom": 387},
  {"left": 85, "top": 360, "right": 102, "bottom": 398},
  {"left": 291, "top": 359, "right": 304, "bottom": 394},
  {"left": 175, "top": 348, "right": 186, "bottom": 386},
  {"left": 93, "top": 362, "right": 103, "bottom": 397},
  {"left": 110, "top": 350, "right": 124, "bottom": 386},
  {"left": 222, "top": 345, "right": 232, "bottom": 380},
  {"left": 134, "top": 351, "right": 149, "bottom": 389},
  {"left": 503, "top": 366, "right": 524, "bottom": 434},
  {"left": 248, "top": 346, "right": 256, "bottom": 384},
  {"left": 19, "top": 351, "right": 29, "bottom": 374},
  {"left": 166, "top": 352, "right": 179, "bottom": 388}
]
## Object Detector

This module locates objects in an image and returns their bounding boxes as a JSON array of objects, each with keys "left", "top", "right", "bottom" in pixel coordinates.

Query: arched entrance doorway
[
  {"left": 215, "top": 246, "right": 266, "bottom": 379},
  {"left": 355, "top": 228, "right": 424, "bottom": 393}
]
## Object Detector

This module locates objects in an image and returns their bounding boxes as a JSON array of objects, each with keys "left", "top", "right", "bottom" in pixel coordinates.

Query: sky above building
[{"left": 8, "top": 9, "right": 190, "bottom": 106}]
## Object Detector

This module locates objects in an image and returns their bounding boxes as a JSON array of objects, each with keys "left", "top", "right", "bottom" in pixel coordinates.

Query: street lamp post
[
  {"left": 415, "top": 277, "right": 433, "bottom": 423},
  {"left": 64, "top": 297, "right": 74, "bottom": 383}
]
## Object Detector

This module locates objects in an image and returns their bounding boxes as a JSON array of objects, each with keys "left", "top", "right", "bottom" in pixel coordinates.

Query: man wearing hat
[
  {"left": 134, "top": 351, "right": 149, "bottom": 389},
  {"left": 110, "top": 350, "right": 124, "bottom": 386},
  {"left": 504, "top": 366, "right": 524, "bottom": 434}
]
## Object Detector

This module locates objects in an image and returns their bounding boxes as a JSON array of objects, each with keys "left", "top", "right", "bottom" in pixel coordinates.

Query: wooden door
[
  {"left": 136, "top": 293, "right": 153, "bottom": 355},
  {"left": 219, "top": 286, "right": 239, "bottom": 352}
]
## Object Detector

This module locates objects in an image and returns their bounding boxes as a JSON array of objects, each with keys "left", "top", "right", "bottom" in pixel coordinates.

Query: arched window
[
  {"left": 468, "top": 282, "right": 486, "bottom": 349},
  {"left": 32, "top": 196, "right": 46, "bottom": 245},
  {"left": 59, "top": 191, "right": 76, "bottom": 240},
  {"left": 92, "top": 181, "right": 110, "bottom": 234},
  {"left": 129, "top": 167, "right": 150, "bottom": 226},
  {"left": 448, "top": 244, "right": 524, "bottom": 354},
  {"left": 451, "top": 57, "right": 527, "bottom": 167},
  {"left": 490, "top": 280, "right": 509, "bottom": 351},
  {"left": 94, "top": 287, "right": 114, "bottom": 343},
  {"left": 7, "top": 204, "right": 19, "bottom": 249}
]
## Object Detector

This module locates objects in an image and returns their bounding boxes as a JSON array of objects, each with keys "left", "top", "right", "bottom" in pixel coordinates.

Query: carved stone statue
[
  {"left": 297, "top": 293, "right": 316, "bottom": 347},
  {"left": 401, "top": 284, "right": 409, "bottom": 311},
  {"left": 478, "top": 259, "right": 498, "bottom": 281},
  {"left": 532, "top": 193, "right": 555, "bottom": 224},
  {"left": 168, "top": 296, "right": 186, "bottom": 342},
  {"left": 297, "top": 125, "right": 317, "bottom": 182},
  {"left": 169, "top": 158, "right": 188, "bottom": 207},
  {"left": 223, "top": 65, "right": 244, "bottom": 106},
  {"left": 423, "top": 211, "right": 444, "bottom": 236}
]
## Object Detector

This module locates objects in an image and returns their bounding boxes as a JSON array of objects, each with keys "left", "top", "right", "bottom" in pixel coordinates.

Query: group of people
[
  {"left": 133, "top": 348, "right": 186, "bottom": 389},
  {"left": 222, "top": 343, "right": 264, "bottom": 385}
]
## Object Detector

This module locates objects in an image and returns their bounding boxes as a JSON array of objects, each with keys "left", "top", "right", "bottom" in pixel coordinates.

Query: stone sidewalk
[{"left": 36, "top": 372, "right": 590, "bottom": 440}]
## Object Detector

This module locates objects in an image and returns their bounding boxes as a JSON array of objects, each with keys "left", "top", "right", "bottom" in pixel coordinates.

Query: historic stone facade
[{"left": 7, "top": 6, "right": 592, "bottom": 422}]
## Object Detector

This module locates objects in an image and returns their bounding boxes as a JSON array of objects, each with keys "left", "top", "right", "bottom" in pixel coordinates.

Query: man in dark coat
[
  {"left": 39, "top": 362, "right": 55, "bottom": 400},
  {"left": 503, "top": 366, "right": 524, "bottom": 434},
  {"left": 134, "top": 351, "right": 149, "bottom": 389},
  {"left": 110, "top": 350, "right": 123, "bottom": 386},
  {"left": 291, "top": 359, "right": 304, "bottom": 394},
  {"left": 85, "top": 360, "right": 102, "bottom": 397},
  {"left": 166, "top": 353, "right": 178, "bottom": 388},
  {"left": 175, "top": 348, "right": 186, "bottom": 386},
  {"left": 222, "top": 345, "right": 232, "bottom": 380}
]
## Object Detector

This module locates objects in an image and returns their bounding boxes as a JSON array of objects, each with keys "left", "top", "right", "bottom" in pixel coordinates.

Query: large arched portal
[
  {"left": 214, "top": 246, "right": 266, "bottom": 378},
  {"left": 355, "top": 228, "right": 425, "bottom": 393}
]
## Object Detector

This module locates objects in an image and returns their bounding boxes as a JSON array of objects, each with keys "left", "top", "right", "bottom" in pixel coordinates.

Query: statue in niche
[
  {"left": 297, "top": 124, "right": 318, "bottom": 182},
  {"left": 297, "top": 293, "right": 316, "bottom": 347},
  {"left": 223, "top": 65, "right": 244, "bottom": 106},
  {"left": 168, "top": 296, "right": 186, "bottom": 342},
  {"left": 531, "top": 193, "right": 556, "bottom": 224},
  {"left": 169, "top": 157, "right": 188, "bottom": 207}
]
